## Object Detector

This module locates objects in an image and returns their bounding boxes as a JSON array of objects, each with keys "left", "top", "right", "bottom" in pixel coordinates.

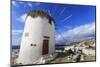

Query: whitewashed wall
[{"left": 17, "top": 16, "right": 55, "bottom": 64}]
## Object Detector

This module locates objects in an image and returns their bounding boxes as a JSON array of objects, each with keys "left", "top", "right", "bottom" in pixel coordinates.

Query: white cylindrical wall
[{"left": 17, "top": 15, "right": 55, "bottom": 64}]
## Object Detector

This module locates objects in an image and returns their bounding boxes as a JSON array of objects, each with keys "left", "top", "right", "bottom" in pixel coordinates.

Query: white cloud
[
  {"left": 12, "top": 1, "right": 19, "bottom": 7},
  {"left": 27, "top": 2, "right": 40, "bottom": 7},
  {"left": 12, "top": 1, "right": 16, "bottom": 5},
  {"left": 56, "top": 22, "right": 95, "bottom": 44},
  {"left": 12, "top": 30, "right": 23, "bottom": 46},
  {"left": 12, "top": 30, "right": 23, "bottom": 34},
  {"left": 19, "top": 2, "right": 24, "bottom": 4},
  {"left": 64, "top": 26, "right": 72, "bottom": 29},
  {"left": 28, "top": 3, "right": 33, "bottom": 7},
  {"left": 16, "top": 14, "right": 27, "bottom": 23},
  {"left": 35, "top": 2, "right": 41, "bottom": 6}
]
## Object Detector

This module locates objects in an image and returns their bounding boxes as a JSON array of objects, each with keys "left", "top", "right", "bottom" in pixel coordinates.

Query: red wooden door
[{"left": 42, "top": 40, "right": 49, "bottom": 55}]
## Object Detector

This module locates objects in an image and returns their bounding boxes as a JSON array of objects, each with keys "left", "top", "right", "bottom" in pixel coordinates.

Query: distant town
[{"left": 11, "top": 38, "right": 95, "bottom": 65}]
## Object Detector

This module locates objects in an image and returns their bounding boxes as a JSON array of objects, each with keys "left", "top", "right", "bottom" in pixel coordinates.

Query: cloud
[
  {"left": 28, "top": 3, "right": 33, "bottom": 7},
  {"left": 12, "top": 1, "right": 19, "bottom": 7},
  {"left": 12, "top": 30, "right": 23, "bottom": 46},
  {"left": 16, "top": 14, "right": 27, "bottom": 23},
  {"left": 12, "top": 1, "right": 16, "bottom": 5},
  {"left": 19, "top": 2, "right": 24, "bottom": 4},
  {"left": 12, "top": 30, "right": 23, "bottom": 35},
  {"left": 56, "top": 22, "right": 95, "bottom": 44},
  {"left": 27, "top": 2, "right": 40, "bottom": 7},
  {"left": 35, "top": 2, "right": 41, "bottom": 6},
  {"left": 64, "top": 26, "right": 72, "bottom": 29}
]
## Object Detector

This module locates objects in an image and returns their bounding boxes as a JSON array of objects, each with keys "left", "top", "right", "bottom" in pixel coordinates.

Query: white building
[{"left": 17, "top": 10, "right": 56, "bottom": 64}]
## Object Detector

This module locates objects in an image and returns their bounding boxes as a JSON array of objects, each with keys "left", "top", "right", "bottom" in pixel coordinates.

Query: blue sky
[{"left": 12, "top": 1, "right": 96, "bottom": 46}]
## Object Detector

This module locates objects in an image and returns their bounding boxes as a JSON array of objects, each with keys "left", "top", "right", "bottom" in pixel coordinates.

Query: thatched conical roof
[{"left": 26, "top": 10, "right": 55, "bottom": 25}]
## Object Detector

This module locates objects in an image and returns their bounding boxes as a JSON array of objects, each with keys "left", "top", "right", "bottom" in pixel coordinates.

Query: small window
[
  {"left": 49, "top": 19, "right": 52, "bottom": 25},
  {"left": 19, "top": 62, "right": 22, "bottom": 64},
  {"left": 25, "top": 33, "right": 29, "bottom": 37},
  {"left": 30, "top": 44, "right": 36, "bottom": 46}
]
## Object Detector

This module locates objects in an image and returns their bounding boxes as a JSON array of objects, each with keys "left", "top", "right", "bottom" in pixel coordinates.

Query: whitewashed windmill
[{"left": 17, "top": 10, "right": 56, "bottom": 64}]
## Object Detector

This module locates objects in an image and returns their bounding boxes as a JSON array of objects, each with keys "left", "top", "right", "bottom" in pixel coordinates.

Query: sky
[{"left": 12, "top": 0, "right": 96, "bottom": 46}]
